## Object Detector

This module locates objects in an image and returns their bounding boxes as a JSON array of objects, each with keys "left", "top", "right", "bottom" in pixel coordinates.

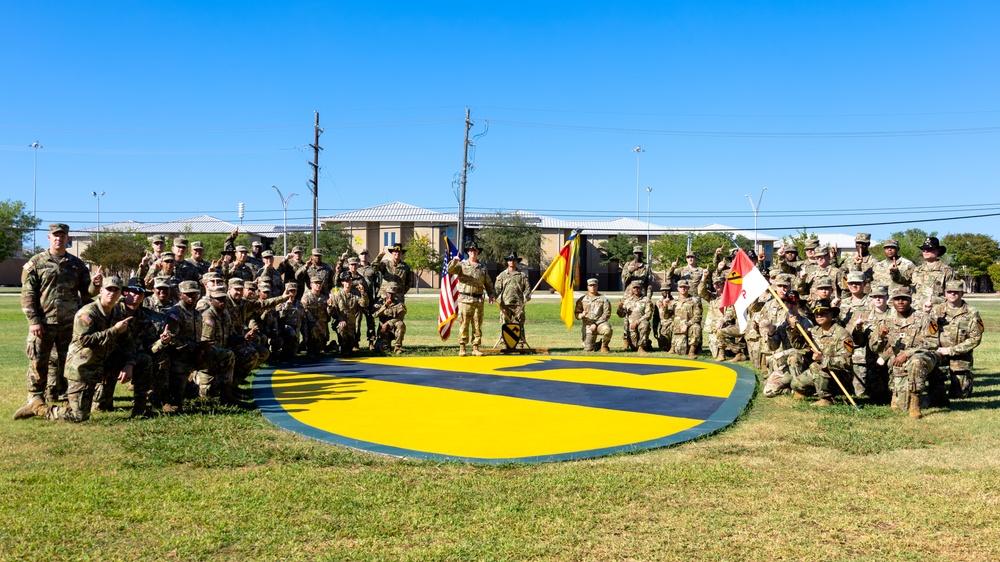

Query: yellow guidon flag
[{"left": 540, "top": 229, "right": 582, "bottom": 329}]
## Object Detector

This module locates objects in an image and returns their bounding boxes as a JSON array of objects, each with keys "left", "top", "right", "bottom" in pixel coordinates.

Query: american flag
[{"left": 437, "top": 236, "right": 461, "bottom": 340}]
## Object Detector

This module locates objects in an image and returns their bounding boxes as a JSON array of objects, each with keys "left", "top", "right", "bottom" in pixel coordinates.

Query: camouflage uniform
[
  {"left": 617, "top": 281, "right": 653, "bottom": 352},
  {"left": 225, "top": 285, "right": 287, "bottom": 379},
  {"left": 763, "top": 311, "right": 813, "bottom": 398},
  {"left": 196, "top": 294, "right": 238, "bottom": 399},
  {"left": 337, "top": 257, "right": 374, "bottom": 347},
  {"left": 755, "top": 276, "right": 793, "bottom": 370},
  {"left": 670, "top": 283, "right": 702, "bottom": 356},
  {"left": 92, "top": 296, "right": 162, "bottom": 413},
  {"left": 932, "top": 282, "right": 984, "bottom": 398},
  {"left": 20, "top": 230, "right": 98, "bottom": 403},
  {"left": 654, "top": 292, "right": 675, "bottom": 351},
  {"left": 667, "top": 254, "right": 705, "bottom": 290},
  {"left": 302, "top": 287, "right": 334, "bottom": 357},
  {"left": 575, "top": 280, "right": 613, "bottom": 352},
  {"left": 620, "top": 246, "right": 653, "bottom": 297},
  {"left": 791, "top": 316, "right": 853, "bottom": 401},
  {"left": 698, "top": 271, "right": 742, "bottom": 361},
  {"left": 275, "top": 285, "right": 306, "bottom": 360},
  {"left": 162, "top": 287, "right": 204, "bottom": 411},
  {"left": 357, "top": 254, "right": 381, "bottom": 344},
  {"left": 296, "top": 252, "right": 337, "bottom": 295},
  {"left": 869, "top": 288, "right": 939, "bottom": 414},
  {"left": 494, "top": 256, "right": 530, "bottom": 342},
  {"left": 907, "top": 260, "right": 953, "bottom": 306},
  {"left": 871, "top": 239, "right": 915, "bottom": 291},
  {"left": 257, "top": 262, "right": 285, "bottom": 295},
  {"left": 373, "top": 295, "right": 407, "bottom": 353},
  {"left": 848, "top": 286, "right": 892, "bottom": 403},
  {"left": 375, "top": 247, "right": 412, "bottom": 303},
  {"left": 331, "top": 281, "right": 370, "bottom": 353},
  {"left": 448, "top": 255, "right": 496, "bottom": 351},
  {"left": 186, "top": 241, "right": 212, "bottom": 277}
]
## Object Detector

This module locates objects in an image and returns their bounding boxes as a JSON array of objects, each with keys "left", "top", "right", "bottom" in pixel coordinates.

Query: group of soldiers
[
  {"left": 595, "top": 234, "right": 984, "bottom": 419},
  {"left": 13, "top": 224, "right": 984, "bottom": 422},
  {"left": 14, "top": 225, "right": 413, "bottom": 422}
]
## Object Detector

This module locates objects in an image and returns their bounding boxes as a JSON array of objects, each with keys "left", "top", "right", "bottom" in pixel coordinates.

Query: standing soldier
[
  {"left": 337, "top": 255, "right": 374, "bottom": 348},
  {"left": 18, "top": 223, "right": 101, "bottom": 413},
  {"left": 357, "top": 249, "right": 380, "bottom": 347},
  {"left": 256, "top": 250, "right": 284, "bottom": 294},
  {"left": 375, "top": 243, "right": 412, "bottom": 303},
  {"left": 447, "top": 241, "right": 496, "bottom": 356},
  {"left": 575, "top": 278, "right": 613, "bottom": 353},
  {"left": 302, "top": 276, "right": 334, "bottom": 357},
  {"left": 187, "top": 241, "right": 212, "bottom": 277},
  {"left": 227, "top": 246, "right": 257, "bottom": 283},
  {"left": 667, "top": 251, "right": 705, "bottom": 289},
  {"left": 15, "top": 277, "right": 131, "bottom": 422},
  {"left": 654, "top": 287, "right": 674, "bottom": 351},
  {"left": 275, "top": 283, "right": 306, "bottom": 360},
  {"left": 840, "top": 271, "right": 872, "bottom": 396},
  {"left": 296, "top": 248, "right": 337, "bottom": 296},
  {"left": 801, "top": 244, "right": 844, "bottom": 302},
  {"left": 904, "top": 237, "right": 954, "bottom": 308},
  {"left": 245, "top": 241, "right": 265, "bottom": 276},
  {"left": 617, "top": 280, "right": 653, "bottom": 354},
  {"left": 331, "top": 276, "right": 370, "bottom": 354},
  {"left": 142, "top": 252, "right": 182, "bottom": 295},
  {"left": 933, "top": 280, "right": 984, "bottom": 399},
  {"left": 494, "top": 251, "right": 531, "bottom": 349},
  {"left": 872, "top": 238, "right": 914, "bottom": 291},
  {"left": 148, "top": 234, "right": 167, "bottom": 263},
  {"left": 160, "top": 280, "right": 205, "bottom": 414},
  {"left": 171, "top": 237, "right": 201, "bottom": 285},
  {"left": 791, "top": 299, "right": 853, "bottom": 407},
  {"left": 869, "top": 286, "right": 939, "bottom": 418},
  {"left": 848, "top": 284, "right": 893, "bottom": 403},
  {"left": 196, "top": 286, "right": 238, "bottom": 402},
  {"left": 845, "top": 233, "right": 876, "bottom": 291},
  {"left": 621, "top": 245, "right": 653, "bottom": 297},
  {"left": 373, "top": 288, "right": 407, "bottom": 354},
  {"left": 670, "top": 280, "right": 702, "bottom": 358},
  {"left": 278, "top": 246, "right": 305, "bottom": 288}
]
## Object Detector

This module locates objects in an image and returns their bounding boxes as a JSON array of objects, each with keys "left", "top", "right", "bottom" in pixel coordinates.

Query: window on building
[{"left": 383, "top": 232, "right": 397, "bottom": 247}]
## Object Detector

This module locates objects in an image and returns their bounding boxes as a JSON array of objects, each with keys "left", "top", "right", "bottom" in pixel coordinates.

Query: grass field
[{"left": 1, "top": 293, "right": 999, "bottom": 561}]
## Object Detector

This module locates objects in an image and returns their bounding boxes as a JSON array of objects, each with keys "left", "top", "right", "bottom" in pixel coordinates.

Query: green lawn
[{"left": 1, "top": 294, "right": 998, "bottom": 561}]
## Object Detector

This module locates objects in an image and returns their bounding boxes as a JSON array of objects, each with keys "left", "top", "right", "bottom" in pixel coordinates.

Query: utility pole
[
  {"left": 308, "top": 111, "right": 323, "bottom": 248},
  {"left": 457, "top": 107, "right": 472, "bottom": 250}
]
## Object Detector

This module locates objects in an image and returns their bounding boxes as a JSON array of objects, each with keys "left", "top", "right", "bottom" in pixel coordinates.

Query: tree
[
  {"left": 650, "top": 231, "right": 753, "bottom": 273},
  {"left": 598, "top": 233, "right": 637, "bottom": 266},
  {"left": 475, "top": 212, "right": 542, "bottom": 266},
  {"left": 81, "top": 231, "right": 148, "bottom": 278},
  {"left": 942, "top": 233, "right": 1000, "bottom": 279},
  {"left": 0, "top": 199, "right": 42, "bottom": 261},
  {"left": 402, "top": 234, "right": 438, "bottom": 292},
  {"left": 284, "top": 223, "right": 352, "bottom": 260}
]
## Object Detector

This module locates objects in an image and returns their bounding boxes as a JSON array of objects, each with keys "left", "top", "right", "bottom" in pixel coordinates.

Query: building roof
[
  {"left": 74, "top": 215, "right": 312, "bottom": 239},
  {"left": 321, "top": 202, "right": 456, "bottom": 223}
]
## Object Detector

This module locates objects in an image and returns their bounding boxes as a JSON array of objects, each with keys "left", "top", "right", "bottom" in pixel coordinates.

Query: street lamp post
[
  {"left": 91, "top": 191, "right": 105, "bottom": 241},
  {"left": 632, "top": 146, "right": 645, "bottom": 219},
  {"left": 272, "top": 185, "right": 298, "bottom": 255},
  {"left": 745, "top": 187, "right": 767, "bottom": 254},
  {"left": 646, "top": 186, "right": 652, "bottom": 259},
  {"left": 29, "top": 141, "right": 42, "bottom": 251}
]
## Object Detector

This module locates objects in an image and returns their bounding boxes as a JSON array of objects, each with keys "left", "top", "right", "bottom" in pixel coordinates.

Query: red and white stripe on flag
[
  {"left": 719, "top": 249, "right": 770, "bottom": 333},
  {"left": 438, "top": 237, "right": 461, "bottom": 340}
]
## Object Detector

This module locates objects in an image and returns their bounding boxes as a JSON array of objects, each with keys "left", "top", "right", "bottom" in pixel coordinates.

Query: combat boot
[
  {"left": 471, "top": 345, "right": 484, "bottom": 356},
  {"left": 687, "top": 345, "right": 697, "bottom": 359},
  {"left": 600, "top": 341, "right": 610, "bottom": 355},
  {"left": 130, "top": 397, "right": 151, "bottom": 419},
  {"left": 733, "top": 352, "right": 747, "bottom": 362},
  {"left": 812, "top": 398, "right": 833, "bottom": 407},
  {"left": 394, "top": 347, "right": 403, "bottom": 355},
  {"left": 622, "top": 339, "right": 631, "bottom": 351},
  {"left": 13, "top": 396, "right": 44, "bottom": 420},
  {"left": 792, "top": 391, "right": 807, "bottom": 400},
  {"left": 458, "top": 344, "right": 467, "bottom": 357},
  {"left": 637, "top": 346, "right": 648, "bottom": 356},
  {"left": 909, "top": 394, "right": 923, "bottom": 419}
]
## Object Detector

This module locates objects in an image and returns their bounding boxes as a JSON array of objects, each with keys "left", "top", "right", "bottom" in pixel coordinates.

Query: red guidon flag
[{"left": 719, "top": 249, "right": 770, "bottom": 333}]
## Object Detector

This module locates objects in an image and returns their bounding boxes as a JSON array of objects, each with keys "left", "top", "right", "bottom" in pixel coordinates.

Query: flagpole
[{"left": 766, "top": 285, "right": 860, "bottom": 411}]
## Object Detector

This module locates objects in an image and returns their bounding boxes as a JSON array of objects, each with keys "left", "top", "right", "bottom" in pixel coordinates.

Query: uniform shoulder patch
[
  {"left": 205, "top": 317, "right": 215, "bottom": 326},
  {"left": 929, "top": 320, "right": 939, "bottom": 335},
  {"left": 80, "top": 314, "right": 92, "bottom": 325},
  {"left": 977, "top": 317, "right": 985, "bottom": 332},
  {"left": 844, "top": 338, "right": 854, "bottom": 354}
]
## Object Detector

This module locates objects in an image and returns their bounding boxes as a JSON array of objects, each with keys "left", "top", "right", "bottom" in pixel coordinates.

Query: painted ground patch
[{"left": 253, "top": 355, "right": 755, "bottom": 463}]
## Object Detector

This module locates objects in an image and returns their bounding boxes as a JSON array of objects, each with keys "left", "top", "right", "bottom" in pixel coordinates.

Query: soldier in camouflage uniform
[
  {"left": 195, "top": 273, "right": 226, "bottom": 312},
  {"left": 331, "top": 276, "right": 370, "bottom": 354},
  {"left": 141, "top": 252, "right": 183, "bottom": 296},
  {"left": 848, "top": 284, "right": 893, "bottom": 403},
  {"left": 187, "top": 241, "right": 212, "bottom": 277},
  {"left": 804, "top": 277, "right": 837, "bottom": 321},
  {"left": 375, "top": 243, "right": 412, "bottom": 303},
  {"left": 869, "top": 286, "right": 939, "bottom": 418},
  {"left": 448, "top": 241, "right": 496, "bottom": 356},
  {"left": 357, "top": 249, "right": 380, "bottom": 346},
  {"left": 933, "top": 280, "right": 984, "bottom": 399},
  {"left": 224, "top": 246, "right": 257, "bottom": 283},
  {"left": 790, "top": 299, "right": 853, "bottom": 407},
  {"left": 245, "top": 241, "right": 265, "bottom": 277},
  {"left": 295, "top": 248, "right": 337, "bottom": 296},
  {"left": 19, "top": 223, "right": 101, "bottom": 410},
  {"left": 575, "top": 278, "right": 613, "bottom": 353},
  {"left": 667, "top": 251, "right": 705, "bottom": 290},
  {"left": 256, "top": 250, "right": 285, "bottom": 294},
  {"left": 224, "top": 277, "right": 291, "bottom": 380},
  {"left": 373, "top": 288, "right": 407, "bottom": 354},
  {"left": 698, "top": 268, "right": 743, "bottom": 361},
  {"left": 337, "top": 255, "right": 374, "bottom": 348},
  {"left": 494, "top": 252, "right": 531, "bottom": 349},
  {"left": 159, "top": 281, "right": 206, "bottom": 413},
  {"left": 302, "top": 276, "right": 334, "bottom": 357},
  {"left": 253, "top": 283, "right": 284, "bottom": 358},
  {"left": 196, "top": 286, "right": 238, "bottom": 401},
  {"left": 899, "top": 237, "right": 953, "bottom": 308},
  {"left": 801, "top": 244, "right": 844, "bottom": 302},
  {"left": 670, "top": 279, "right": 702, "bottom": 358},
  {"left": 762, "top": 291, "right": 812, "bottom": 397},
  {"left": 755, "top": 274, "right": 792, "bottom": 370},
  {"left": 171, "top": 237, "right": 201, "bottom": 285},
  {"left": 617, "top": 280, "right": 653, "bottom": 354},
  {"left": 845, "top": 233, "right": 876, "bottom": 293},
  {"left": 15, "top": 277, "right": 131, "bottom": 422},
  {"left": 872, "top": 238, "right": 914, "bottom": 292},
  {"left": 654, "top": 287, "right": 674, "bottom": 351},
  {"left": 275, "top": 283, "right": 306, "bottom": 360},
  {"left": 148, "top": 234, "right": 167, "bottom": 263},
  {"left": 839, "top": 271, "right": 873, "bottom": 396},
  {"left": 621, "top": 245, "right": 652, "bottom": 297}
]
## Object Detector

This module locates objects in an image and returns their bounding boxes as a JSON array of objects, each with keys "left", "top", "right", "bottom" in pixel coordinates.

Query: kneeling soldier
[
  {"left": 373, "top": 288, "right": 407, "bottom": 354},
  {"left": 576, "top": 278, "right": 613, "bottom": 353},
  {"left": 791, "top": 299, "right": 852, "bottom": 407},
  {"left": 870, "top": 286, "right": 939, "bottom": 418}
]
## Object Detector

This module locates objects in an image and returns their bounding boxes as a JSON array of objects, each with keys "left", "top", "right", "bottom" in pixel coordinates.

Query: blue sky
[{"left": 2, "top": 1, "right": 999, "bottom": 243}]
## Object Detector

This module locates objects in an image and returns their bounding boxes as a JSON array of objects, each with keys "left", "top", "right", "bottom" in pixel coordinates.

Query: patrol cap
[
  {"left": 347, "top": 257, "right": 360, "bottom": 265},
  {"left": 768, "top": 266, "right": 781, "bottom": 279},
  {"left": 311, "top": 276, "right": 324, "bottom": 284},
  {"left": 291, "top": 246, "right": 304, "bottom": 254},
  {"left": 686, "top": 251, "right": 696, "bottom": 258},
  {"left": 385, "top": 287, "right": 397, "bottom": 294},
  {"left": 227, "top": 278, "right": 244, "bottom": 288},
  {"left": 882, "top": 238, "right": 900, "bottom": 249},
  {"left": 774, "top": 273, "right": 793, "bottom": 287},
  {"left": 258, "top": 283, "right": 272, "bottom": 293},
  {"left": 261, "top": 250, "right": 274, "bottom": 258},
  {"left": 890, "top": 286, "right": 912, "bottom": 300},
  {"left": 173, "top": 237, "right": 188, "bottom": 248},
  {"left": 286, "top": 282, "right": 298, "bottom": 291},
  {"left": 208, "top": 287, "right": 228, "bottom": 299},
  {"left": 154, "top": 276, "right": 172, "bottom": 289},
  {"left": 178, "top": 280, "right": 200, "bottom": 294},
  {"left": 811, "top": 298, "right": 838, "bottom": 315},
  {"left": 804, "top": 238, "right": 820, "bottom": 250},
  {"left": 102, "top": 276, "right": 124, "bottom": 290},
  {"left": 814, "top": 243, "right": 830, "bottom": 256},
  {"left": 587, "top": 278, "right": 599, "bottom": 286},
  {"left": 245, "top": 280, "right": 257, "bottom": 290},
  {"left": 846, "top": 271, "right": 866, "bottom": 284},
  {"left": 311, "top": 247, "right": 323, "bottom": 256},
  {"left": 202, "top": 272, "right": 223, "bottom": 283},
  {"left": 191, "top": 241, "right": 204, "bottom": 250},
  {"left": 359, "top": 249, "right": 370, "bottom": 255},
  {"left": 855, "top": 233, "right": 871, "bottom": 244},
  {"left": 632, "top": 245, "right": 643, "bottom": 254},
  {"left": 676, "top": 279, "right": 690, "bottom": 288},
  {"left": 870, "top": 285, "right": 889, "bottom": 297},
  {"left": 151, "top": 234, "right": 166, "bottom": 244},
  {"left": 251, "top": 240, "right": 262, "bottom": 247},
  {"left": 160, "top": 252, "right": 175, "bottom": 262},
  {"left": 124, "top": 277, "right": 149, "bottom": 294},
  {"left": 49, "top": 223, "right": 70, "bottom": 234},
  {"left": 235, "top": 245, "right": 249, "bottom": 253},
  {"left": 630, "top": 280, "right": 643, "bottom": 289},
  {"left": 813, "top": 277, "right": 834, "bottom": 289},
  {"left": 945, "top": 280, "right": 965, "bottom": 293}
]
